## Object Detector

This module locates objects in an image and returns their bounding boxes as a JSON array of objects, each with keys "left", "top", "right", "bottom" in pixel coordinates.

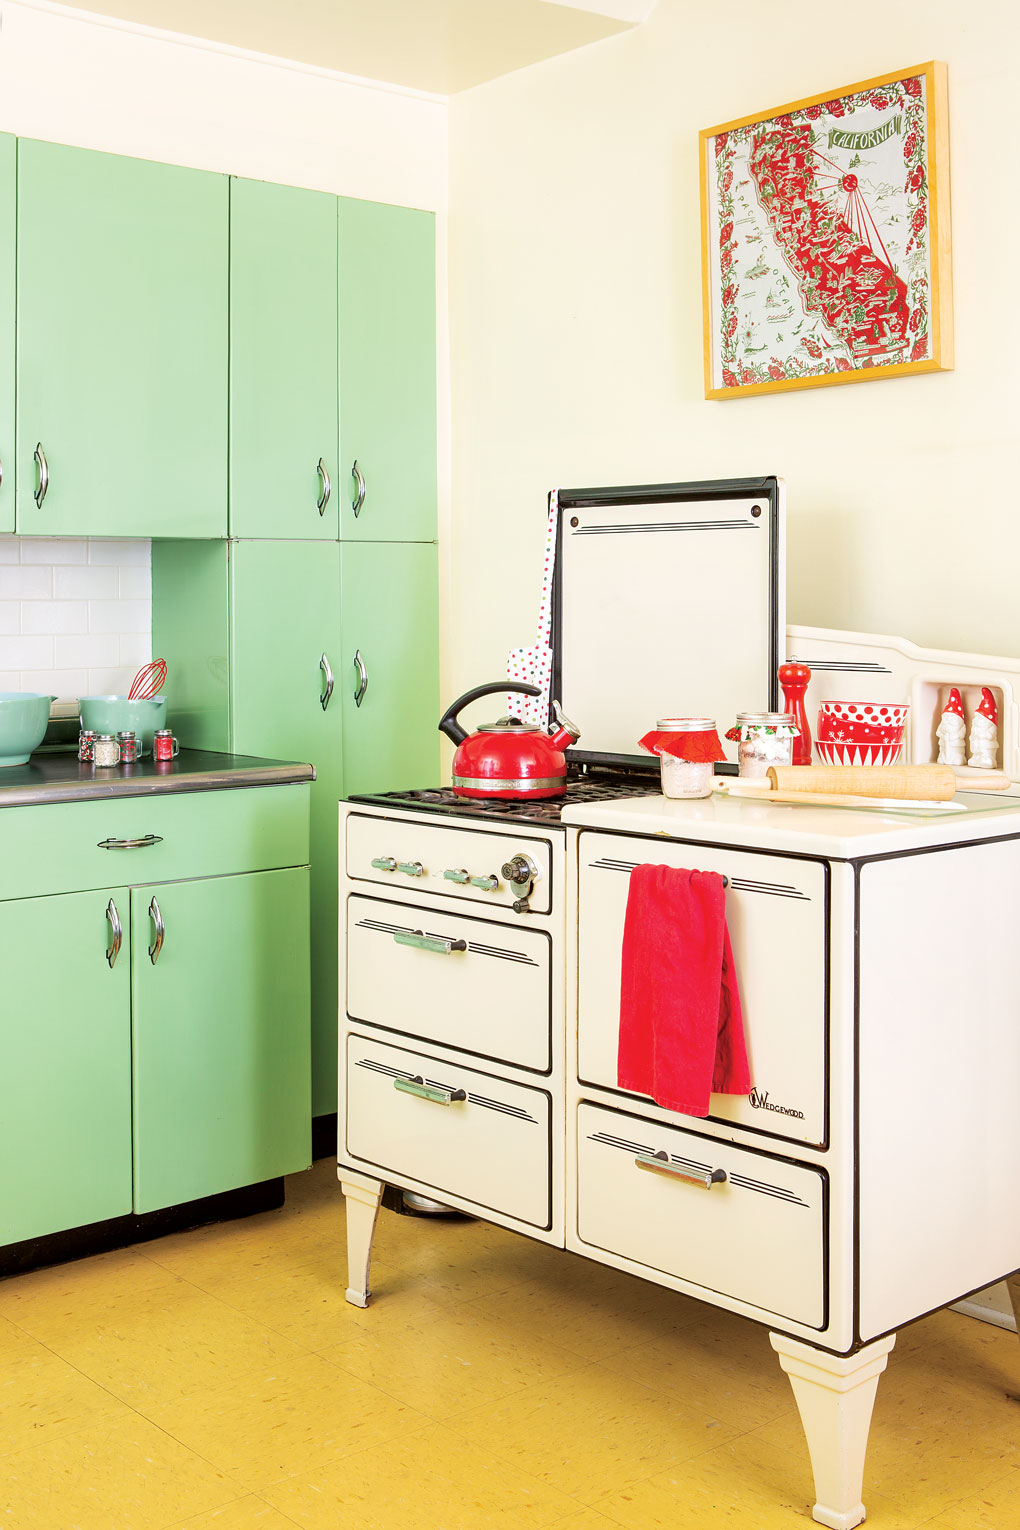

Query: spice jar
[
  {"left": 93, "top": 733, "right": 120, "bottom": 767},
  {"left": 726, "top": 712, "right": 798, "bottom": 780},
  {"left": 117, "top": 730, "right": 139, "bottom": 764},
  {"left": 78, "top": 729, "right": 97, "bottom": 763},
  {"left": 638, "top": 718, "right": 726, "bottom": 800},
  {"left": 153, "top": 729, "right": 179, "bottom": 762}
]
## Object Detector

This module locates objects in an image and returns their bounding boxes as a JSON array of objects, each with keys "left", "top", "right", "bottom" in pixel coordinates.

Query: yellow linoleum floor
[{"left": 1, "top": 1159, "right": 1018, "bottom": 1529}]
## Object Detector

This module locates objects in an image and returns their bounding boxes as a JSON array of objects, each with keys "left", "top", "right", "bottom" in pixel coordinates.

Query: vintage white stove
[{"left": 337, "top": 479, "right": 1020, "bottom": 1530}]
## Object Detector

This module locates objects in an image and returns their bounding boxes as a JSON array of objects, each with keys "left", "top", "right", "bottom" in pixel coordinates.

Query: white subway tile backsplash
[
  {"left": 2, "top": 634, "right": 54, "bottom": 669},
  {"left": 0, "top": 537, "right": 153, "bottom": 703},
  {"left": 21, "top": 600, "right": 89, "bottom": 636},
  {"left": 54, "top": 564, "right": 119, "bottom": 600},
  {"left": 55, "top": 632, "right": 119, "bottom": 668},
  {"left": 90, "top": 599, "right": 150, "bottom": 635},
  {"left": 0, "top": 565, "right": 52, "bottom": 599},
  {"left": 89, "top": 539, "right": 150, "bottom": 567},
  {"left": 20, "top": 538, "right": 88, "bottom": 564}
]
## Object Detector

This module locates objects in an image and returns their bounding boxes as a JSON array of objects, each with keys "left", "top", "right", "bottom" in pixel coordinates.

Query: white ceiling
[{"left": 55, "top": 0, "right": 652, "bottom": 95}]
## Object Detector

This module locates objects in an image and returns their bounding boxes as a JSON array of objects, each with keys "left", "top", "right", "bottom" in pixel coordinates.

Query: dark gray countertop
[{"left": 0, "top": 749, "right": 315, "bottom": 808}]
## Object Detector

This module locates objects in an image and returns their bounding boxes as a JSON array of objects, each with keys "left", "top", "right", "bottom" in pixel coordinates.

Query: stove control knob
[{"left": 502, "top": 853, "right": 538, "bottom": 888}]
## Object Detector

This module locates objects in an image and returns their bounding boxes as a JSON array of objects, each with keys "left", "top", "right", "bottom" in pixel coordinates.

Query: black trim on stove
[
  {"left": 576, "top": 828, "right": 831, "bottom": 1153},
  {"left": 586, "top": 1129, "right": 811, "bottom": 1207},
  {"left": 587, "top": 857, "right": 810, "bottom": 901},
  {"left": 346, "top": 893, "right": 554, "bottom": 1077},
  {"left": 344, "top": 1035, "right": 554, "bottom": 1233}
]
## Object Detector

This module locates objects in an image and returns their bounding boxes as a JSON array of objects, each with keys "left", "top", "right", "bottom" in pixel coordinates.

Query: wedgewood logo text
[{"left": 748, "top": 1088, "right": 804, "bottom": 1119}]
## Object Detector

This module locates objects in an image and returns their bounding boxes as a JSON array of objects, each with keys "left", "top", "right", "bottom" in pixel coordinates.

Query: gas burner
[{"left": 352, "top": 768, "right": 661, "bottom": 826}]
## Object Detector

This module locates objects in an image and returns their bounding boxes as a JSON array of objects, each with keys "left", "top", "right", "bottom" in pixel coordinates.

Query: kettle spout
[{"left": 549, "top": 701, "right": 580, "bottom": 752}]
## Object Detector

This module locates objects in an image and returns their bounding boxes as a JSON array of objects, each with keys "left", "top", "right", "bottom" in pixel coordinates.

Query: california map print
[{"left": 702, "top": 66, "right": 951, "bottom": 396}]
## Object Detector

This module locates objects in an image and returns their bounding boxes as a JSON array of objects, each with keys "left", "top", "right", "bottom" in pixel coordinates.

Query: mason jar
[{"left": 731, "top": 712, "right": 797, "bottom": 780}]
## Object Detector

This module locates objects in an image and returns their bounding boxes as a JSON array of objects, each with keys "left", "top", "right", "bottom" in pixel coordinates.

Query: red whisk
[{"left": 128, "top": 658, "right": 167, "bottom": 700}]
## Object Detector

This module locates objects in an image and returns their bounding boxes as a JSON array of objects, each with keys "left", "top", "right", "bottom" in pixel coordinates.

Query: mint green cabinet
[
  {"left": 230, "top": 178, "right": 338, "bottom": 539},
  {"left": 0, "top": 890, "right": 132, "bottom": 1245},
  {"left": 338, "top": 198, "right": 437, "bottom": 542},
  {"left": 0, "top": 135, "right": 14, "bottom": 534},
  {"left": 16, "top": 139, "right": 227, "bottom": 538},
  {"left": 131, "top": 868, "right": 311, "bottom": 1212},
  {"left": 230, "top": 540, "right": 341, "bottom": 1117},
  {"left": 340, "top": 542, "right": 440, "bottom": 794}
]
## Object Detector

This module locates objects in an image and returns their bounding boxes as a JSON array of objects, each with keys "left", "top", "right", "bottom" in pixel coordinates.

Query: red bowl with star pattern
[{"left": 815, "top": 700, "right": 908, "bottom": 766}]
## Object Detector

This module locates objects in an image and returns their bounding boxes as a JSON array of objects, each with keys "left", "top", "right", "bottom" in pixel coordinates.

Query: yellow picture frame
[{"left": 699, "top": 62, "right": 952, "bottom": 400}]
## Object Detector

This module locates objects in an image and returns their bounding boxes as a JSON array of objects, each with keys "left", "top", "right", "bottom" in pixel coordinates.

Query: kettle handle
[{"left": 438, "top": 681, "right": 541, "bottom": 747}]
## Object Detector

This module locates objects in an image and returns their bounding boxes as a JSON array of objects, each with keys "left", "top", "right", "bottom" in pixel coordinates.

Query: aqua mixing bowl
[
  {"left": 78, "top": 696, "right": 167, "bottom": 756},
  {"left": 0, "top": 693, "right": 56, "bottom": 766}
]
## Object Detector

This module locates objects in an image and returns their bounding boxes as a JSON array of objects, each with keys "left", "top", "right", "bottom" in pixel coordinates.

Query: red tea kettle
[{"left": 438, "top": 682, "right": 581, "bottom": 800}]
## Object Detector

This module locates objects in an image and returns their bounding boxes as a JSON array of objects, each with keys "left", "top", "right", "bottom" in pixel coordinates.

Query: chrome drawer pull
[
  {"left": 148, "top": 896, "right": 165, "bottom": 965},
  {"left": 316, "top": 456, "right": 331, "bottom": 514},
  {"left": 396, "top": 860, "right": 424, "bottom": 878},
  {"left": 371, "top": 856, "right": 397, "bottom": 872},
  {"left": 635, "top": 1152, "right": 727, "bottom": 1189},
  {"left": 394, "top": 929, "right": 467, "bottom": 955},
  {"left": 353, "top": 649, "right": 369, "bottom": 708},
  {"left": 351, "top": 459, "right": 366, "bottom": 517},
  {"left": 97, "top": 834, "right": 164, "bottom": 850},
  {"left": 394, "top": 1075, "right": 466, "bottom": 1106},
  {"left": 470, "top": 873, "right": 499, "bottom": 892},
  {"left": 105, "top": 898, "right": 122, "bottom": 968},
  {"left": 443, "top": 867, "right": 470, "bottom": 884},
  {"left": 33, "top": 442, "right": 49, "bottom": 508}
]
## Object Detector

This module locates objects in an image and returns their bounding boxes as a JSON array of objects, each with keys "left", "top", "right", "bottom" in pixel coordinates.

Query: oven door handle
[
  {"left": 634, "top": 1153, "right": 727, "bottom": 1189},
  {"left": 394, "top": 929, "right": 467, "bottom": 955},
  {"left": 394, "top": 1075, "right": 467, "bottom": 1106}
]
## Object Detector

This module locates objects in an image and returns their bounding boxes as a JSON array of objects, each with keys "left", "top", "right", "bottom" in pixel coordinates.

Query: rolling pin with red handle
[{"left": 765, "top": 765, "right": 1010, "bottom": 799}]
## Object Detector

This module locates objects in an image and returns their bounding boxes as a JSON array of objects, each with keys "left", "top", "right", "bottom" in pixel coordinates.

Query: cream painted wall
[{"left": 448, "top": 0, "right": 1019, "bottom": 701}]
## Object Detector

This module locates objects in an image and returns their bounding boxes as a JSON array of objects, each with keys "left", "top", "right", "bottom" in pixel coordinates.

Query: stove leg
[
  {"left": 1006, "top": 1273, "right": 1020, "bottom": 1336},
  {"left": 770, "top": 1332, "right": 895, "bottom": 1530},
  {"left": 340, "top": 1172, "right": 383, "bottom": 1308}
]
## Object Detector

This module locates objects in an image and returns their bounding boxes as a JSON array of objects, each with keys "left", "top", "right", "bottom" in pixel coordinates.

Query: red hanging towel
[{"left": 617, "top": 864, "right": 750, "bottom": 1116}]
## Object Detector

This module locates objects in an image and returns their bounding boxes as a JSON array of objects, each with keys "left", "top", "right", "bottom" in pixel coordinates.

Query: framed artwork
[{"left": 700, "top": 62, "right": 952, "bottom": 399}]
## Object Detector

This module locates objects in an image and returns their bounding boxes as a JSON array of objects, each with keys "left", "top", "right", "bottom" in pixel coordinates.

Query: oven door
[{"left": 576, "top": 830, "right": 828, "bottom": 1147}]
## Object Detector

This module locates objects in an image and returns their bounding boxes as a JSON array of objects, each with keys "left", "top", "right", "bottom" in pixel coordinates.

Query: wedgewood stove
[{"left": 337, "top": 478, "right": 1020, "bottom": 1530}]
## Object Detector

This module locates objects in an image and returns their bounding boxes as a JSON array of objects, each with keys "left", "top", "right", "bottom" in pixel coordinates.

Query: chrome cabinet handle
[
  {"left": 396, "top": 860, "right": 423, "bottom": 878},
  {"left": 394, "top": 1075, "right": 466, "bottom": 1105},
  {"left": 320, "top": 652, "right": 334, "bottom": 711},
  {"left": 353, "top": 649, "right": 368, "bottom": 708},
  {"left": 0, "top": 452, "right": 4, "bottom": 489},
  {"left": 105, "top": 898, "right": 122, "bottom": 968},
  {"left": 635, "top": 1152, "right": 727, "bottom": 1189},
  {"left": 33, "top": 442, "right": 49, "bottom": 508},
  {"left": 371, "top": 856, "right": 397, "bottom": 872},
  {"left": 351, "top": 459, "right": 366, "bottom": 517},
  {"left": 394, "top": 929, "right": 467, "bottom": 955},
  {"left": 97, "top": 834, "right": 164, "bottom": 850},
  {"left": 148, "top": 896, "right": 164, "bottom": 965},
  {"left": 316, "top": 457, "right": 331, "bottom": 515}
]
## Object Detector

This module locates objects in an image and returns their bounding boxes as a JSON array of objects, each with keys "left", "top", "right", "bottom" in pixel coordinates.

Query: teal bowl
[
  {"left": 79, "top": 696, "right": 167, "bottom": 756},
  {"left": 0, "top": 692, "right": 56, "bottom": 766}
]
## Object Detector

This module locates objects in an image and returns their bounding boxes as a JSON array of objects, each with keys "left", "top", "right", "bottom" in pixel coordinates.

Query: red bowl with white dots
[{"left": 815, "top": 700, "right": 909, "bottom": 766}]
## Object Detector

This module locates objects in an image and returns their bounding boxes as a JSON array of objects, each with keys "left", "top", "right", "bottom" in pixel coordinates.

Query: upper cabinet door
[
  {"left": 338, "top": 198, "right": 437, "bottom": 543},
  {"left": 230, "top": 178, "right": 339, "bottom": 539},
  {"left": 0, "top": 136, "right": 14, "bottom": 535},
  {"left": 16, "top": 140, "right": 228, "bottom": 539}
]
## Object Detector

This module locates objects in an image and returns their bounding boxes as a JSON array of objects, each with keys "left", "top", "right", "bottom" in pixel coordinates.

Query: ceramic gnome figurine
[
  {"left": 936, "top": 688, "right": 966, "bottom": 766},
  {"left": 968, "top": 687, "right": 999, "bottom": 769}
]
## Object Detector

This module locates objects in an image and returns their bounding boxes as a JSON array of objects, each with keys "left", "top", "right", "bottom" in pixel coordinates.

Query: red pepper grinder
[{"left": 779, "top": 662, "right": 812, "bottom": 766}]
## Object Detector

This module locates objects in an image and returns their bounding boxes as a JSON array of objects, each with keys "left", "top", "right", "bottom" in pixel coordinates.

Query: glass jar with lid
[
  {"left": 639, "top": 717, "right": 726, "bottom": 800},
  {"left": 727, "top": 712, "right": 798, "bottom": 780}
]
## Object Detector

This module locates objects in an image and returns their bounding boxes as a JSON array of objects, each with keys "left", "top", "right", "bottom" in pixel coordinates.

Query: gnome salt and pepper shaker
[
  {"left": 779, "top": 662, "right": 812, "bottom": 766},
  {"left": 968, "top": 687, "right": 999, "bottom": 769},
  {"left": 936, "top": 687, "right": 966, "bottom": 766}
]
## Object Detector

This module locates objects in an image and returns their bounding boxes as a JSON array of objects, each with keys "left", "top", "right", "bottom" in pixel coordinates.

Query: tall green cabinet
[{"left": 155, "top": 178, "right": 441, "bottom": 1121}]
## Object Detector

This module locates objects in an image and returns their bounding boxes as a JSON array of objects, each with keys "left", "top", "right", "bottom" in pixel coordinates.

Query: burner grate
[{"left": 352, "top": 770, "right": 660, "bottom": 826}]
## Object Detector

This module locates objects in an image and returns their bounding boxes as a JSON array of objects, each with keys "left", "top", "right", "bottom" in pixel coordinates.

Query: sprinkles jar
[
  {"left": 727, "top": 712, "right": 798, "bottom": 780},
  {"left": 78, "top": 729, "right": 97, "bottom": 763},
  {"left": 93, "top": 733, "right": 120, "bottom": 767},
  {"left": 117, "top": 730, "right": 140, "bottom": 764}
]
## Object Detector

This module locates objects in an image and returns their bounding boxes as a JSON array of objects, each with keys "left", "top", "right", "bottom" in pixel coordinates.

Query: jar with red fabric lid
[{"left": 638, "top": 718, "right": 726, "bottom": 799}]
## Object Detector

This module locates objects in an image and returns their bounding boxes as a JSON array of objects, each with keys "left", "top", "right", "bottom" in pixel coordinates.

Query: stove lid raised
[{"left": 551, "top": 476, "right": 785, "bottom": 771}]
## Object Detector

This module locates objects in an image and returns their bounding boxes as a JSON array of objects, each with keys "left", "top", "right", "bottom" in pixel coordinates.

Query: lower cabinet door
[
  {"left": 131, "top": 868, "right": 311, "bottom": 1213},
  {"left": 0, "top": 890, "right": 132, "bottom": 1245},
  {"left": 576, "top": 1102, "right": 827, "bottom": 1328},
  {"left": 345, "top": 1034, "right": 551, "bottom": 1229}
]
